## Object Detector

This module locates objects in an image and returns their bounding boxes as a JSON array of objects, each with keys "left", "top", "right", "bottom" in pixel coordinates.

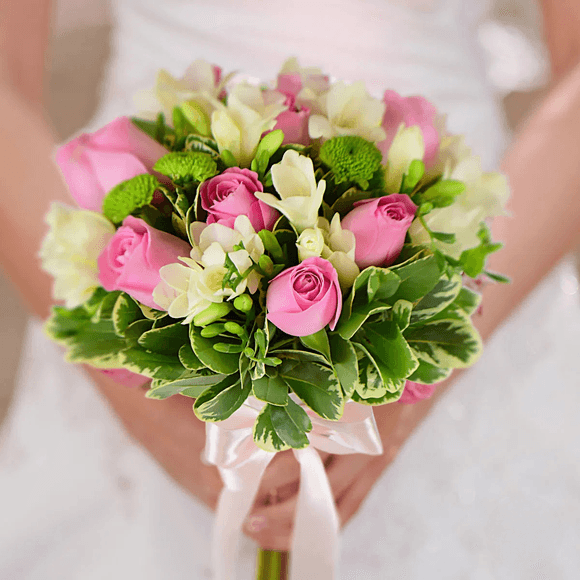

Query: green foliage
[
  {"left": 112, "top": 294, "right": 142, "bottom": 336},
  {"left": 407, "top": 359, "right": 452, "bottom": 384},
  {"left": 190, "top": 324, "right": 240, "bottom": 374},
  {"left": 251, "top": 130, "right": 284, "bottom": 177},
  {"left": 414, "top": 179, "right": 466, "bottom": 209},
  {"left": 253, "top": 405, "right": 291, "bottom": 452},
  {"left": 138, "top": 322, "right": 189, "bottom": 355},
  {"left": 154, "top": 151, "right": 218, "bottom": 185},
  {"left": 102, "top": 174, "right": 159, "bottom": 224},
  {"left": 459, "top": 222, "right": 502, "bottom": 278},
  {"left": 389, "top": 254, "right": 442, "bottom": 303},
  {"left": 252, "top": 373, "right": 289, "bottom": 406},
  {"left": 336, "top": 267, "right": 401, "bottom": 339},
  {"left": 193, "top": 374, "right": 251, "bottom": 422},
  {"left": 329, "top": 334, "right": 359, "bottom": 398},
  {"left": 404, "top": 308, "right": 482, "bottom": 369},
  {"left": 299, "top": 329, "right": 331, "bottom": 361},
  {"left": 392, "top": 299, "right": 413, "bottom": 331},
  {"left": 409, "top": 273, "right": 462, "bottom": 324},
  {"left": 278, "top": 361, "right": 344, "bottom": 420},
  {"left": 146, "top": 374, "right": 226, "bottom": 400},
  {"left": 319, "top": 135, "right": 382, "bottom": 189}
]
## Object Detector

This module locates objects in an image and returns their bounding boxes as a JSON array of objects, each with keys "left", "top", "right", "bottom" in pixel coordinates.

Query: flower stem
[{"left": 255, "top": 548, "right": 288, "bottom": 580}]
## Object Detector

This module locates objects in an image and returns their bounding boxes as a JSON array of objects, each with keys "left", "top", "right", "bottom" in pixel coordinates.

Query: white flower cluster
[{"left": 153, "top": 215, "right": 264, "bottom": 323}]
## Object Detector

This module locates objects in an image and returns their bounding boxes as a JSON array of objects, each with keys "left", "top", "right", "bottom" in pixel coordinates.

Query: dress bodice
[{"left": 98, "top": 0, "right": 506, "bottom": 169}]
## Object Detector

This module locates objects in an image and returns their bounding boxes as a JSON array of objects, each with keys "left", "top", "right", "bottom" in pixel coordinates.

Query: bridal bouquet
[{"left": 41, "top": 59, "right": 508, "bottom": 579}]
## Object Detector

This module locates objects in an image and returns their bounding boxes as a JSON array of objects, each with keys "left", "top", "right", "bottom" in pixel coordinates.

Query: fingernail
[{"left": 245, "top": 515, "right": 267, "bottom": 532}]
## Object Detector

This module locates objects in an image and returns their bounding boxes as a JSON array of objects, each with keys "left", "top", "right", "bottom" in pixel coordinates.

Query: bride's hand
[
  {"left": 89, "top": 368, "right": 312, "bottom": 516},
  {"left": 243, "top": 395, "right": 440, "bottom": 552}
]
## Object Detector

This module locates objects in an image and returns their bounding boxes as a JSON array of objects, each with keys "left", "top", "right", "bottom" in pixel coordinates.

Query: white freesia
[
  {"left": 296, "top": 227, "right": 326, "bottom": 261},
  {"left": 153, "top": 216, "right": 264, "bottom": 323},
  {"left": 211, "top": 82, "right": 286, "bottom": 167},
  {"left": 318, "top": 214, "right": 359, "bottom": 289},
  {"left": 135, "top": 59, "right": 232, "bottom": 127},
  {"left": 384, "top": 124, "right": 425, "bottom": 193},
  {"left": 256, "top": 150, "right": 326, "bottom": 233},
  {"left": 39, "top": 203, "right": 115, "bottom": 308},
  {"left": 308, "top": 81, "right": 386, "bottom": 142},
  {"left": 409, "top": 138, "right": 510, "bottom": 258}
]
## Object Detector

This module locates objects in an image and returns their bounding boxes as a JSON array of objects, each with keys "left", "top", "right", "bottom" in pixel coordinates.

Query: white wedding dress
[{"left": 2, "top": 0, "right": 580, "bottom": 578}]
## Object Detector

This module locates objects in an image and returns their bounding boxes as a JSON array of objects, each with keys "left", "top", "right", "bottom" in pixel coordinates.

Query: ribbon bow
[{"left": 204, "top": 398, "right": 383, "bottom": 580}]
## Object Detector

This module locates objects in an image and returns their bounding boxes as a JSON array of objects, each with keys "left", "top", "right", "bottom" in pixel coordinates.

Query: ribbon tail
[
  {"left": 212, "top": 452, "right": 275, "bottom": 580},
  {"left": 290, "top": 447, "right": 340, "bottom": 580}
]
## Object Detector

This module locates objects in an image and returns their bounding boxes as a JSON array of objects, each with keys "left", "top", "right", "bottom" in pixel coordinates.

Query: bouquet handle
[{"left": 256, "top": 549, "right": 288, "bottom": 580}]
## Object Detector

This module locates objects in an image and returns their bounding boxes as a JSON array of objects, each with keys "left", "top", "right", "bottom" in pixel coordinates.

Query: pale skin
[{"left": 1, "top": 0, "right": 580, "bottom": 555}]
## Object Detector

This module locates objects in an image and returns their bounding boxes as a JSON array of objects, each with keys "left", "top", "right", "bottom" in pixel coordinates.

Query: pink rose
[
  {"left": 56, "top": 116, "right": 168, "bottom": 212},
  {"left": 342, "top": 194, "right": 418, "bottom": 269},
  {"left": 200, "top": 168, "right": 279, "bottom": 231},
  {"left": 276, "top": 72, "right": 330, "bottom": 99},
  {"left": 273, "top": 94, "right": 311, "bottom": 146},
  {"left": 98, "top": 216, "right": 191, "bottom": 309},
  {"left": 266, "top": 257, "right": 342, "bottom": 337},
  {"left": 377, "top": 91, "right": 440, "bottom": 168},
  {"left": 398, "top": 380, "right": 439, "bottom": 405}
]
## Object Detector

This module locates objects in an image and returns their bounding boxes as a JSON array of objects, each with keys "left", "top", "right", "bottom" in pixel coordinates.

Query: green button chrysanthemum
[
  {"left": 319, "top": 135, "right": 382, "bottom": 189},
  {"left": 154, "top": 151, "right": 218, "bottom": 184},
  {"left": 102, "top": 174, "right": 159, "bottom": 224}
]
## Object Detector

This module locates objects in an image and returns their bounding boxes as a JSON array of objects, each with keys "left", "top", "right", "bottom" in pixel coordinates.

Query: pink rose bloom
[
  {"left": 377, "top": 91, "right": 440, "bottom": 168},
  {"left": 276, "top": 72, "right": 330, "bottom": 99},
  {"left": 200, "top": 168, "right": 279, "bottom": 231},
  {"left": 398, "top": 380, "right": 438, "bottom": 405},
  {"left": 273, "top": 94, "right": 311, "bottom": 146},
  {"left": 266, "top": 257, "right": 342, "bottom": 337},
  {"left": 342, "top": 194, "right": 418, "bottom": 269},
  {"left": 56, "top": 116, "right": 168, "bottom": 212},
  {"left": 99, "top": 368, "right": 150, "bottom": 388},
  {"left": 98, "top": 216, "right": 191, "bottom": 309}
]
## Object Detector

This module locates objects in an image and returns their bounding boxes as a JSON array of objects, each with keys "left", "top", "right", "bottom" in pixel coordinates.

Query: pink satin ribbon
[{"left": 204, "top": 398, "right": 383, "bottom": 580}]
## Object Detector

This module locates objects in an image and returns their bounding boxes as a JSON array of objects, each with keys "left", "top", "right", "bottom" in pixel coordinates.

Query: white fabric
[{"left": 2, "top": 0, "right": 580, "bottom": 578}]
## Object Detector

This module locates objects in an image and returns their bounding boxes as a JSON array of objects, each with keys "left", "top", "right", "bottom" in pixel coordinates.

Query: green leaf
[
  {"left": 389, "top": 254, "right": 441, "bottom": 303},
  {"left": 360, "top": 319, "right": 419, "bottom": 386},
  {"left": 407, "top": 359, "right": 452, "bottom": 384},
  {"left": 124, "top": 319, "right": 154, "bottom": 344},
  {"left": 418, "top": 179, "right": 466, "bottom": 208},
  {"left": 92, "top": 291, "right": 121, "bottom": 322},
  {"left": 193, "top": 374, "right": 250, "bottom": 422},
  {"left": 392, "top": 299, "right": 413, "bottom": 331},
  {"left": 300, "top": 329, "right": 331, "bottom": 361},
  {"left": 138, "top": 322, "right": 189, "bottom": 355},
  {"left": 329, "top": 334, "right": 359, "bottom": 398},
  {"left": 146, "top": 374, "right": 226, "bottom": 400},
  {"left": 190, "top": 325, "right": 240, "bottom": 374},
  {"left": 459, "top": 222, "right": 503, "bottom": 278},
  {"left": 452, "top": 286, "right": 481, "bottom": 316},
  {"left": 252, "top": 374, "right": 289, "bottom": 406},
  {"left": 351, "top": 342, "right": 405, "bottom": 403},
  {"left": 400, "top": 159, "right": 425, "bottom": 193},
  {"left": 431, "top": 231, "right": 456, "bottom": 244},
  {"left": 253, "top": 405, "right": 291, "bottom": 452},
  {"left": 485, "top": 270, "right": 511, "bottom": 284},
  {"left": 102, "top": 174, "right": 159, "bottom": 224},
  {"left": 221, "top": 149, "right": 237, "bottom": 168},
  {"left": 279, "top": 362, "right": 344, "bottom": 420},
  {"left": 258, "top": 229, "right": 285, "bottom": 262},
  {"left": 329, "top": 187, "right": 369, "bottom": 216},
  {"left": 178, "top": 343, "right": 204, "bottom": 370},
  {"left": 269, "top": 399, "right": 311, "bottom": 449},
  {"left": 180, "top": 101, "right": 212, "bottom": 137},
  {"left": 410, "top": 273, "right": 462, "bottom": 324},
  {"left": 336, "top": 267, "right": 401, "bottom": 339},
  {"left": 184, "top": 134, "right": 220, "bottom": 155},
  {"left": 46, "top": 311, "right": 127, "bottom": 368},
  {"left": 154, "top": 151, "right": 217, "bottom": 185},
  {"left": 112, "top": 294, "right": 142, "bottom": 336},
  {"left": 405, "top": 310, "right": 482, "bottom": 369},
  {"left": 270, "top": 349, "right": 330, "bottom": 367},
  {"left": 120, "top": 347, "right": 193, "bottom": 381}
]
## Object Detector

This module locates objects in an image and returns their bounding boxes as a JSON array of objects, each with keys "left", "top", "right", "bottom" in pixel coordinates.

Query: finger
[
  {"left": 335, "top": 456, "right": 388, "bottom": 527},
  {"left": 244, "top": 497, "right": 297, "bottom": 551}
]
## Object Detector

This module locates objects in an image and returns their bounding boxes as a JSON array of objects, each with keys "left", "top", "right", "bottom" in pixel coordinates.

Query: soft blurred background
[{"left": 0, "top": 0, "right": 577, "bottom": 427}]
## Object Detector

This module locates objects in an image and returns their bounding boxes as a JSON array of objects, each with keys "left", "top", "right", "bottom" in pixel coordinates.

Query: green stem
[{"left": 256, "top": 548, "right": 287, "bottom": 580}]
